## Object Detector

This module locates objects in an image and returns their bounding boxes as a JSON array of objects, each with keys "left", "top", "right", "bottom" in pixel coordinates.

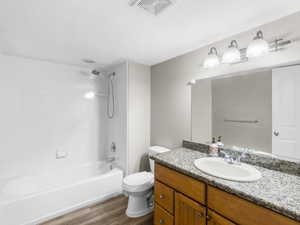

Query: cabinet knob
[
  {"left": 206, "top": 215, "right": 212, "bottom": 221},
  {"left": 159, "top": 194, "right": 165, "bottom": 199},
  {"left": 273, "top": 130, "right": 280, "bottom": 136},
  {"left": 159, "top": 219, "right": 165, "bottom": 224},
  {"left": 197, "top": 212, "right": 204, "bottom": 217}
]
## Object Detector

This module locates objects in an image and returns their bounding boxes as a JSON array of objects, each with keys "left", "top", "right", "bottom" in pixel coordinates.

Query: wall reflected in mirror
[{"left": 191, "top": 65, "right": 300, "bottom": 161}]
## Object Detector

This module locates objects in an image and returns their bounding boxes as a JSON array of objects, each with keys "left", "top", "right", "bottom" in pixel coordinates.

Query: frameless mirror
[{"left": 191, "top": 65, "right": 300, "bottom": 161}]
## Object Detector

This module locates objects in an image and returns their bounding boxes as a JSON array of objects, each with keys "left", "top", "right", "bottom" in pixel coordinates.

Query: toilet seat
[{"left": 123, "top": 172, "right": 154, "bottom": 192}]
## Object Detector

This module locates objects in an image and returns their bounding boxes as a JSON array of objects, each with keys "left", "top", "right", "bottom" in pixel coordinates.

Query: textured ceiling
[{"left": 0, "top": 0, "right": 300, "bottom": 67}]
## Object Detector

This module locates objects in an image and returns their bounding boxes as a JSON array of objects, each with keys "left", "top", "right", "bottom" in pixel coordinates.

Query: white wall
[
  {"left": 191, "top": 79, "right": 212, "bottom": 144},
  {"left": 0, "top": 55, "right": 107, "bottom": 179},
  {"left": 151, "top": 12, "right": 300, "bottom": 148},
  {"left": 105, "top": 61, "right": 150, "bottom": 175},
  {"left": 127, "top": 62, "right": 151, "bottom": 174},
  {"left": 0, "top": 55, "right": 149, "bottom": 178}
]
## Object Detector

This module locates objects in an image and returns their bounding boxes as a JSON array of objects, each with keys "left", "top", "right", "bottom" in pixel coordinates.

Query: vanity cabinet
[
  {"left": 206, "top": 209, "right": 236, "bottom": 225},
  {"left": 175, "top": 192, "right": 206, "bottom": 225},
  {"left": 155, "top": 181, "right": 174, "bottom": 214},
  {"left": 155, "top": 163, "right": 205, "bottom": 204},
  {"left": 207, "top": 186, "right": 299, "bottom": 225},
  {"left": 154, "top": 163, "right": 299, "bottom": 225},
  {"left": 154, "top": 204, "right": 174, "bottom": 225}
]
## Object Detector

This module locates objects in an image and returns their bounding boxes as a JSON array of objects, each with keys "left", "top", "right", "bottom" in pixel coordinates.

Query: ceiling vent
[{"left": 129, "top": 0, "right": 174, "bottom": 15}]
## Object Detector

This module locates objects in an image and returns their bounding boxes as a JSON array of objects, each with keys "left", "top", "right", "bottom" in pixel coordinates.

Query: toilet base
[
  {"left": 126, "top": 205, "right": 153, "bottom": 218},
  {"left": 126, "top": 191, "right": 153, "bottom": 218}
]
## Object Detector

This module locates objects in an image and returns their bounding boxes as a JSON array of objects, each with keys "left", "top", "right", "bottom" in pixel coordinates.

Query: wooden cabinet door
[
  {"left": 154, "top": 204, "right": 174, "bottom": 225},
  {"left": 175, "top": 192, "right": 206, "bottom": 225},
  {"left": 207, "top": 209, "right": 236, "bottom": 225}
]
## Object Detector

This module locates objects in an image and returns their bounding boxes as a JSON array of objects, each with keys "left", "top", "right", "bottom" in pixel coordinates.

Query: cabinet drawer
[
  {"left": 154, "top": 203, "right": 174, "bottom": 225},
  {"left": 155, "top": 181, "right": 174, "bottom": 214},
  {"left": 207, "top": 209, "right": 236, "bottom": 225},
  {"left": 207, "top": 186, "right": 300, "bottom": 225},
  {"left": 155, "top": 163, "right": 206, "bottom": 204}
]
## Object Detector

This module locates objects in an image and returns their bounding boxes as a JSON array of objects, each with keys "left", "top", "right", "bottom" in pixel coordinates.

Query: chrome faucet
[
  {"left": 219, "top": 151, "right": 235, "bottom": 164},
  {"left": 106, "top": 156, "right": 116, "bottom": 170},
  {"left": 219, "top": 149, "right": 248, "bottom": 165}
]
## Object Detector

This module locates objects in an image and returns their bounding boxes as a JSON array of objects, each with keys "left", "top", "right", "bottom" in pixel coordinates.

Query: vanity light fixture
[
  {"left": 203, "top": 47, "right": 220, "bottom": 69},
  {"left": 202, "top": 30, "right": 291, "bottom": 69},
  {"left": 222, "top": 40, "right": 241, "bottom": 64},
  {"left": 246, "top": 30, "right": 269, "bottom": 58}
]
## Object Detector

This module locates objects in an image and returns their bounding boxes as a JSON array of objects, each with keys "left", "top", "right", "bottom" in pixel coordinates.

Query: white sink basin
[{"left": 194, "top": 157, "right": 261, "bottom": 182}]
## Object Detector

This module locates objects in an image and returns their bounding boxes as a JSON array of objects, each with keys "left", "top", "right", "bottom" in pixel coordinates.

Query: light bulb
[
  {"left": 222, "top": 40, "right": 241, "bottom": 64},
  {"left": 188, "top": 79, "right": 196, "bottom": 85},
  {"left": 203, "top": 47, "right": 220, "bottom": 69},
  {"left": 84, "top": 91, "right": 96, "bottom": 99},
  {"left": 247, "top": 31, "right": 269, "bottom": 58}
]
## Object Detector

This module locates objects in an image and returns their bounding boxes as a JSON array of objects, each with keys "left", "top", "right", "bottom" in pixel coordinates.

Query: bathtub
[{"left": 0, "top": 162, "right": 123, "bottom": 225}]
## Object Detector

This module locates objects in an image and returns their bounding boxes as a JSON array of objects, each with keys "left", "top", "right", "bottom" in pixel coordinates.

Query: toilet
[{"left": 123, "top": 146, "right": 170, "bottom": 218}]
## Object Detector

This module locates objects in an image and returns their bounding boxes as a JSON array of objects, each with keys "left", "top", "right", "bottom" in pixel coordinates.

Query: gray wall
[
  {"left": 212, "top": 71, "right": 272, "bottom": 152},
  {"left": 151, "top": 12, "right": 300, "bottom": 148}
]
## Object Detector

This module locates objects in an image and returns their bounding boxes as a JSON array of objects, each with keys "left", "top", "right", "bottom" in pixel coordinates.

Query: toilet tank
[{"left": 148, "top": 146, "right": 170, "bottom": 173}]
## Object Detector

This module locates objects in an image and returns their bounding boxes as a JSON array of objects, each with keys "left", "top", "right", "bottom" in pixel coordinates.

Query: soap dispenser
[
  {"left": 209, "top": 137, "right": 218, "bottom": 157},
  {"left": 216, "top": 136, "right": 224, "bottom": 152}
]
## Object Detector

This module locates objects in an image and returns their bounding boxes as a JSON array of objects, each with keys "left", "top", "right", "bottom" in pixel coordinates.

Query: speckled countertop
[{"left": 151, "top": 148, "right": 300, "bottom": 222}]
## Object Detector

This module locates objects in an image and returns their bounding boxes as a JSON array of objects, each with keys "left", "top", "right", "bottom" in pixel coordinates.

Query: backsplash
[{"left": 182, "top": 140, "right": 300, "bottom": 176}]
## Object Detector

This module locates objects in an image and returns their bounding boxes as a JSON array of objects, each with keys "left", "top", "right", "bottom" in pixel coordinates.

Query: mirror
[{"left": 191, "top": 65, "right": 300, "bottom": 161}]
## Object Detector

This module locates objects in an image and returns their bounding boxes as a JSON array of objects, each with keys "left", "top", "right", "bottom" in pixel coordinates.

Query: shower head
[
  {"left": 91, "top": 69, "right": 100, "bottom": 75},
  {"left": 89, "top": 70, "right": 104, "bottom": 79}
]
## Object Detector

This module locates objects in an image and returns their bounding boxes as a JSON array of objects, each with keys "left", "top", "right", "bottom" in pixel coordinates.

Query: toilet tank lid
[{"left": 149, "top": 146, "right": 170, "bottom": 154}]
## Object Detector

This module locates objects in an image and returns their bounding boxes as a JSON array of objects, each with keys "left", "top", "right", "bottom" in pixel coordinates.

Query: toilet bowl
[
  {"left": 123, "top": 172, "right": 154, "bottom": 217},
  {"left": 123, "top": 146, "right": 170, "bottom": 218}
]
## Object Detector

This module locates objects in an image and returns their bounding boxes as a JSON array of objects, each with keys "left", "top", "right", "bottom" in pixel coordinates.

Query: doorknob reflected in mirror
[{"left": 273, "top": 130, "right": 280, "bottom": 136}]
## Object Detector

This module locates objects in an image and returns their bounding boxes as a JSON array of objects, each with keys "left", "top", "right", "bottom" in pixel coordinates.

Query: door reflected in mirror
[{"left": 191, "top": 65, "right": 300, "bottom": 161}]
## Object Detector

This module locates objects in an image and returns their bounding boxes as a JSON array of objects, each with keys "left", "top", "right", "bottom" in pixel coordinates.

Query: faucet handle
[
  {"left": 106, "top": 156, "right": 116, "bottom": 163},
  {"left": 219, "top": 151, "right": 234, "bottom": 164},
  {"left": 236, "top": 148, "right": 249, "bottom": 163},
  {"left": 219, "top": 150, "right": 229, "bottom": 158}
]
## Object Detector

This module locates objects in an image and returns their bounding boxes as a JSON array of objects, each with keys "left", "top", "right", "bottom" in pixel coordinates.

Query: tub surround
[
  {"left": 183, "top": 140, "right": 300, "bottom": 176},
  {"left": 151, "top": 147, "right": 300, "bottom": 222}
]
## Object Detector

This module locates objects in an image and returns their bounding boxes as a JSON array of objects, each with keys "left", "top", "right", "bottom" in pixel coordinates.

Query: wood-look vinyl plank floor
[{"left": 40, "top": 195, "right": 153, "bottom": 225}]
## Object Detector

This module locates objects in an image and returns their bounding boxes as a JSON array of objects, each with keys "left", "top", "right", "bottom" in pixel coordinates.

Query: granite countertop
[{"left": 151, "top": 147, "right": 300, "bottom": 222}]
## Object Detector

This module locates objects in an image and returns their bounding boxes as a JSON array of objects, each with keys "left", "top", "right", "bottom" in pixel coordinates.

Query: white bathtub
[{"left": 0, "top": 162, "right": 123, "bottom": 225}]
